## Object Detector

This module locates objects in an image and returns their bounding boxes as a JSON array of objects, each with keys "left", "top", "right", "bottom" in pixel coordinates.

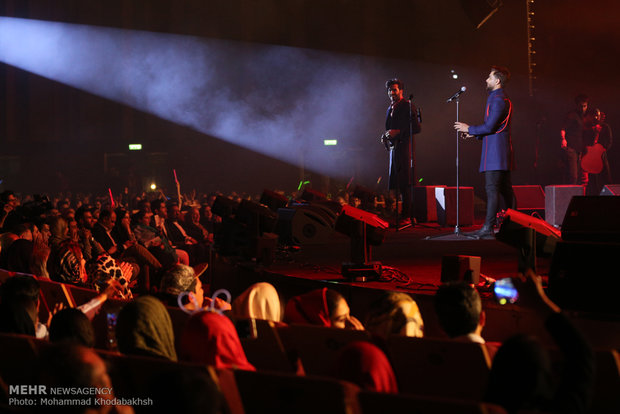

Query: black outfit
[
  {"left": 562, "top": 109, "right": 587, "bottom": 185},
  {"left": 385, "top": 98, "right": 421, "bottom": 220}
]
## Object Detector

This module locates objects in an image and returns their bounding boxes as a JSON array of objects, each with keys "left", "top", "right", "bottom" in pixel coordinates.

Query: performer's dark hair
[
  {"left": 385, "top": 78, "right": 404, "bottom": 91},
  {"left": 491, "top": 66, "right": 511, "bottom": 86},
  {"left": 575, "top": 93, "right": 589, "bottom": 105}
]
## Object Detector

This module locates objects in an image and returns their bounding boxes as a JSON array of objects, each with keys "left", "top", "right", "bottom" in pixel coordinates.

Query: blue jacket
[{"left": 468, "top": 88, "right": 514, "bottom": 172}]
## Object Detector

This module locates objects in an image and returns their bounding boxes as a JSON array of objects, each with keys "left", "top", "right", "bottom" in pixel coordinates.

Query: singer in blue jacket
[{"left": 454, "top": 66, "right": 515, "bottom": 239}]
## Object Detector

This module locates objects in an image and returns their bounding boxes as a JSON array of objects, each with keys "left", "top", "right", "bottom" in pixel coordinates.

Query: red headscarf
[
  {"left": 335, "top": 341, "right": 399, "bottom": 393},
  {"left": 179, "top": 311, "right": 255, "bottom": 371},
  {"left": 283, "top": 288, "right": 331, "bottom": 327}
]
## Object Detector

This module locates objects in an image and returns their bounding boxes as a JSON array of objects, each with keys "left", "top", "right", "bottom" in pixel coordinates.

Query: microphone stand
[{"left": 426, "top": 93, "right": 471, "bottom": 240}]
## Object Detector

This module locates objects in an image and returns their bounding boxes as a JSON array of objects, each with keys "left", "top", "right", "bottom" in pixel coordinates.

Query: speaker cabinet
[
  {"left": 414, "top": 186, "right": 446, "bottom": 223},
  {"left": 513, "top": 185, "right": 545, "bottom": 217},
  {"left": 549, "top": 241, "right": 620, "bottom": 314},
  {"left": 561, "top": 196, "right": 620, "bottom": 243},
  {"left": 544, "top": 185, "right": 584, "bottom": 227},
  {"left": 600, "top": 184, "right": 620, "bottom": 196},
  {"left": 441, "top": 255, "right": 481, "bottom": 284},
  {"left": 436, "top": 187, "right": 474, "bottom": 227}
]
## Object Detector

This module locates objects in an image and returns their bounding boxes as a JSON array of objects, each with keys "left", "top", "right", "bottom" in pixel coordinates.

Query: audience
[
  {"left": 158, "top": 264, "right": 205, "bottom": 311},
  {"left": 179, "top": 310, "right": 255, "bottom": 371},
  {"left": 434, "top": 281, "right": 486, "bottom": 343},
  {"left": 0, "top": 274, "right": 41, "bottom": 337},
  {"left": 334, "top": 341, "right": 399, "bottom": 393},
  {"left": 484, "top": 271, "right": 594, "bottom": 414},
  {"left": 231, "top": 282, "right": 281, "bottom": 322},
  {"left": 365, "top": 291, "right": 424, "bottom": 339},
  {"left": 115, "top": 295, "right": 177, "bottom": 361},
  {"left": 284, "top": 288, "right": 364, "bottom": 330},
  {"left": 48, "top": 307, "right": 96, "bottom": 348}
]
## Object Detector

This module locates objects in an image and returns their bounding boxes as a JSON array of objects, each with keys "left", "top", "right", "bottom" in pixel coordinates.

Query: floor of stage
[{"left": 267, "top": 221, "right": 549, "bottom": 295}]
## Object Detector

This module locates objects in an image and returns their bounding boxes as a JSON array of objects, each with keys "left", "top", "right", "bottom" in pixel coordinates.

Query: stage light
[
  {"left": 128, "top": 144, "right": 142, "bottom": 151},
  {"left": 0, "top": 16, "right": 382, "bottom": 180},
  {"left": 150, "top": 183, "right": 157, "bottom": 190},
  {"left": 451, "top": 69, "right": 458, "bottom": 79}
]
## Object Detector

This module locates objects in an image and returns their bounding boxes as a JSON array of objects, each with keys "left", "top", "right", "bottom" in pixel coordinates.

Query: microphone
[{"left": 446, "top": 86, "right": 466, "bottom": 103}]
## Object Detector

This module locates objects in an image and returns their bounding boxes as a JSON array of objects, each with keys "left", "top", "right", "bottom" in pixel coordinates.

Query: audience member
[
  {"left": 334, "top": 341, "right": 399, "bottom": 393},
  {"left": 115, "top": 295, "right": 177, "bottom": 361},
  {"left": 37, "top": 344, "right": 133, "bottom": 413},
  {"left": 284, "top": 288, "right": 364, "bottom": 330},
  {"left": 179, "top": 310, "right": 255, "bottom": 371},
  {"left": 231, "top": 282, "right": 282, "bottom": 322},
  {"left": 47, "top": 216, "right": 87, "bottom": 285},
  {"left": 0, "top": 274, "right": 41, "bottom": 337},
  {"left": 365, "top": 291, "right": 424, "bottom": 339},
  {"left": 434, "top": 281, "right": 486, "bottom": 343},
  {"left": 484, "top": 271, "right": 594, "bottom": 414},
  {"left": 158, "top": 264, "right": 205, "bottom": 311},
  {"left": 48, "top": 307, "right": 96, "bottom": 348}
]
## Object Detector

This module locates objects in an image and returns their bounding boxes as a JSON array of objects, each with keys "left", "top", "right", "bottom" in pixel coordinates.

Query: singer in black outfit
[{"left": 381, "top": 79, "right": 421, "bottom": 225}]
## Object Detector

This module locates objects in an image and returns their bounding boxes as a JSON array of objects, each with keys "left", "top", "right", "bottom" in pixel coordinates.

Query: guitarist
[
  {"left": 581, "top": 109, "right": 612, "bottom": 194},
  {"left": 381, "top": 79, "right": 421, "bottom": 226}
]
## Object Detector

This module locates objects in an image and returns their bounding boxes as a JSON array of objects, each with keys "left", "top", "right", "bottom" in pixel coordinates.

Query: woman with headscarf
[
  {"left": 334, "top": 341, "right": 399, "bottom": 393},
  {"left": 284, "top": 288, "right": 364, "bottom": 330},
  {"left": 47, "top": 216, "right": 87, "bottom": 285},
  {"left": 179, "top": 310, "right": 255, "bottom": 371},
  {"left": 115, "top": 296, "right": 177, "bottom": 361},
  {"left": 364, "top": 291, "right": 424, "bottom": 339},
  {"left": 231, "top": 282, "right": 281, "bottom": 322}
]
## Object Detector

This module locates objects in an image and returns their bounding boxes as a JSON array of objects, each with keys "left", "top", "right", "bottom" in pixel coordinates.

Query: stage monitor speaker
[
  {"left": 548, "top": 240, "right": 620, "bottom": 314},
  {"left": 414, "top": 186, "right": 446, "bottom": 223},
  {"left": 260, "top": 189, "right": 289, "bottom": 212},
  {"left": 560, "top": 196, "right": 620, "bottom": 243},
  {"left": 544, "top": 185, "right": 584, "bottom": 227},
  {"left": 335, "top": 205, "right": 388, "bottom": 264},
  {"left": 441, "top": 255, "right": 481, "bottom": 285},
  {"left": 436, "top": 187, "right": 474, "bottom": 227},
  {"left": 460, "top": 0, "right": 503, "bottom": 29},
  {"left": 600, "top": 184, "right": 620, "bottom": 196},
  {"left": 300, "top": 188, "right": 327, "bottom": 202},
  {"left": 277, "top": 205, "right": 335, "bottom": 245},
  {"left": 497, "top": 209, "right": 561, "bottom": 272},
  {"left": 513, "top": 185, "right": 545, "bottom": 218},
  {"left": 236, "top": 199, "right": 278, "bottom": 234}
]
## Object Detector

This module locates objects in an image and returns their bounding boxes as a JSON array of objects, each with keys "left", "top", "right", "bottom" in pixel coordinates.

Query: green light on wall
[
  {"left": 323, "top": 139, "right": 338, "bottom": 146},
  {"left": 129, "top": 144, "right": 142, "bottom": 151}
]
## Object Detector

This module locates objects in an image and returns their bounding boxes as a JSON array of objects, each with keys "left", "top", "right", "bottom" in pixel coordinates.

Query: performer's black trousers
[{"left": 484, "top": 170, "right": 515, "bottom": 227}]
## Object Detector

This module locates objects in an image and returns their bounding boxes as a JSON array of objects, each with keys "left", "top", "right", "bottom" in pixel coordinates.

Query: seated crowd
[{"left": 0, "top": 188, "right": 603, "bottom": 414}]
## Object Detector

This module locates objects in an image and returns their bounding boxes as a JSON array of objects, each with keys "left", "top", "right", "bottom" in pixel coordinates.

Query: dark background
[{"left": 1, "top": 0, "right": 618, "bottom": 197}]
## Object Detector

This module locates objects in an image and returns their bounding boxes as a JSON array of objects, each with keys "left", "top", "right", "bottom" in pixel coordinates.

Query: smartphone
[{"left": 493, "top": 278, "right": 519, "bottom": 305}]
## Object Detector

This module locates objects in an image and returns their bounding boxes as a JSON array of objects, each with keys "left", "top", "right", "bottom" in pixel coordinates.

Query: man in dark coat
[
  {"left": 381, "top": 79, "right": 421, "bottom": 225},
  {"left": 455, "top": 66, "right": 515, "bottom": 239}
]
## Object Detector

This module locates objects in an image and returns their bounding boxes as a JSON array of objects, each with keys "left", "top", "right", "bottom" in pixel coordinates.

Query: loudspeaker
[
  {"left": 441, "top": 255, "right": 481, "bottom": 284},
  {"left": 497, "top": 209, "right": 561, "bottom": 256},
  {"left": 260, "top": 189, "right": 289, "bottom": 212},
  {"left": 600, "top": 184, "right": 620, "bottom": 196},
  {"left": 548, "top": 240, "right": 620, "bottom": 314},
  {"left": 277, "top": 205, "right": 334, "bottom": 245},
  {"left": 436, "top": 187, "right": 474, "bottom": 227},
  {"left": 414, "top": 186, "right": 446, "bottom": 222},
  {"left": 335, "top": 205, "right": 388, "bottom": 264},
  {"left": 561, "top": 196, "right": 620, "bottom": 243},
  {"left": 544, "top": 185, "right": 584, "bottom": 227},
  {"left": 512, "top": 185, "right": 545, "bottom": 217},
  {"left": 300, "top": 188, "right": 327, "bottom": 202}
]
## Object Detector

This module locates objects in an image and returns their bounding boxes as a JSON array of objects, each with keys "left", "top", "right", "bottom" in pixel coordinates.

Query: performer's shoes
[{"left": 463, "top": 225, "right": 495, "bottom": 240}]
